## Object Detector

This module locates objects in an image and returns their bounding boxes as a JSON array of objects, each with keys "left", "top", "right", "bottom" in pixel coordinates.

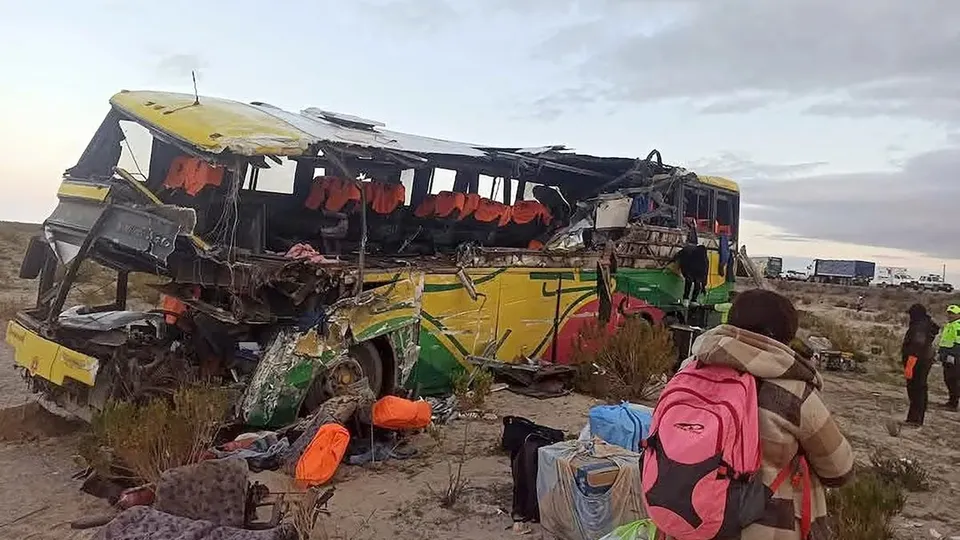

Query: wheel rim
[{"left": 351, "top": 341, "right": 383, "bottom": 396}]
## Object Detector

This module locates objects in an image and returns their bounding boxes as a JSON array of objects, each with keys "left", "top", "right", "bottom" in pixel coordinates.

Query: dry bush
[
  {"left": 869, "top": 448, "right": 930, "bottom": 492},
  {"left": 827, "top": 469, "right": 906, "bottom": 540},
  {"left": 79, "top": 385, "right": 233, "bottom": 484},
  {"left": 429, "top": 421, "right": 470, "bottom": 508},
  {"left": 291, "top": 486, "right": 332, "bottom": 540},
  {"left": 826, "top": 449, "right": 929, "bottom": 539},
  {"left": 798, "top": 310, "right": 858, "bottom": 353},
  {"left": 452, "top": 367, "right": 493, "bottom": 410},
  {"left": 572, "top": 317, "right": 676, "bottom": 402},
  {"left": 863, "top": 325, "right": 903, "bottom": 367}
]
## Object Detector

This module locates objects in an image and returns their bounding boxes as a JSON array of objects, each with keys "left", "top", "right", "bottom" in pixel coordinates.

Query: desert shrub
[
  {"left": 452, "top": 367, "right": 493, "bottom": 410},
  {"left": 869, "top": 448, "right": 930, "bottom": 492},
  {"left": 79, "top": 385, "right": 232, "bottom": 484},
  {"left": 572, "top": 317, "right": 676, "bottom": 402},
  {"left": 798, "top": 310, "right": 858, "bottom": 353},
  {"left": 827, "top": 469, "right": 906, "bottom": 540},
  {"left": 826, "top": 449, "right": 928, "bottom": 539}
]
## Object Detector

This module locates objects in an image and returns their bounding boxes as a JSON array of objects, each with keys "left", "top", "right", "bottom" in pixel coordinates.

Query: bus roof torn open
[{"left": 7, "top": 89, "right": 741, "bottom": 427}]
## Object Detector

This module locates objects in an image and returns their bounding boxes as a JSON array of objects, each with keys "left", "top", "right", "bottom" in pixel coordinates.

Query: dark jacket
[{"left": 902, "top": 308, "right": 939, "bottom": 364}]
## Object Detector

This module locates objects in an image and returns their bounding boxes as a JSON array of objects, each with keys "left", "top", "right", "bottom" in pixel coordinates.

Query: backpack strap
[{"left": 769, "top": 456, "right": 813, "bottom": 539}]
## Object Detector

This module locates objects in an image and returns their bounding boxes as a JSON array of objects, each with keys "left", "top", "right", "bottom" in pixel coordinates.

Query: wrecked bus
[{"left": 5, "top": 90, "right": 739, "bottom": 427}]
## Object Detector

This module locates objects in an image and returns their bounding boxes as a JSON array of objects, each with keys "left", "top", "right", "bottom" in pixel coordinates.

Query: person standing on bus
[
  {"left": 938, "top": 305, "right": 960, "bottom": 411},
  {"left": 902, "top": 304, "right": 939, "bottom": 426}
]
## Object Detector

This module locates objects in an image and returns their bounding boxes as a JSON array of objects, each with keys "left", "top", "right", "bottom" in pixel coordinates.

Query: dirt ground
[
  {"left": 3, "top": 357, "right": 960, "bottom": 539},
  {"left": 1, "top": 225, "right": 960, "bottom": 538}
]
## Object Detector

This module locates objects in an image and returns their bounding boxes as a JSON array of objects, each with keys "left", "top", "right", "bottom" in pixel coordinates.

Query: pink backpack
[{"left": 640, "top": 361, "right": 767, "bottom": 540}]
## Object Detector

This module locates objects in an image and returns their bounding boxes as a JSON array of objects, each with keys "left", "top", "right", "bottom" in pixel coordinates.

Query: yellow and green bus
[{"left": 6, "top": 90, "right": 739, "bottom": 426}]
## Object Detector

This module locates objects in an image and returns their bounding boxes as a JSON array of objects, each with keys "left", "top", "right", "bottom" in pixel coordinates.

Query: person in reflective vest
[{"left": 938, "top": 305, "right": 960, "bottom": 411}]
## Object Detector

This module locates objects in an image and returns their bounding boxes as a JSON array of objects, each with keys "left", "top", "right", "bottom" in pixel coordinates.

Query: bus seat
[
  {"left": 474, "top": 198, "right": 512, "bottom": 226},
  {"left": 511, "top": 200, "right": 552, "bottom": 226},
  {"left": 434, "top": 191, "right": 466, "bottom": 219},
  {"left": 452, "top": 197, "right": 511, "bottom": 246},
  {"left": 494, "top": 200, "right": 554, "bottom": 248},
  {"left": 412, "top": 191, "right": 467, "bottom": 220},
  {"left": 459, "top": 193, "right": 482, "bottom": 220},
  {"left": 304, "top": 176, "right": 361, "bottom": 213},
  {"left": 323, "top": 178, "right": 361, "bottom": 213},
  {"left": 163, "top": 156, "right": 224, "bottom": 196},
  {"left": 363, "top": 181, "right": 406, "bottom": 216},
  {"left": 347, "top": 181, "right": 408, "bottom": 251},
  {"left": 303, "top": 176, "right": 330, "bottom": 210},
  {"left": 408, "top": 192, "right": 468, "bottom": 252}
]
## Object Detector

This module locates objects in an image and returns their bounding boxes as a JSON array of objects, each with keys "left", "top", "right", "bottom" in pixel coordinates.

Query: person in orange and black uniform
[{"left": 902, "top": 304, "right": 940, "bottom": 427}]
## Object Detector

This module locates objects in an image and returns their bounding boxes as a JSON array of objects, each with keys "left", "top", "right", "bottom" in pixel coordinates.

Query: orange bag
[
  {"left": 905, "top": 355, "right": 918, "bottom": 380},
  {"left": 295, "top": 423, "right": 350, "bottom": 486},
  {"left": 372, "top": 396, "right": 432, "bottom": 430}
]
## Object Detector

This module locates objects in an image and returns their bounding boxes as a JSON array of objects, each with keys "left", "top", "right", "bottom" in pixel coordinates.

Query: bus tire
[{"left": 351, "top": 340, "right": 384, "bottom": 396}]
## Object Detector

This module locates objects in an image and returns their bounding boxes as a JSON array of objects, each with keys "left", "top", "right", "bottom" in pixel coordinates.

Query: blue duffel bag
[{"left": 588, "top": 402, "right": 653, "bottom": 452}]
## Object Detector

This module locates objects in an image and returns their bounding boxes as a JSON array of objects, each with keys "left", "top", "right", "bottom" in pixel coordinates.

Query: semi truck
[{"left": 811, "top": 259, "right": 876, "bottom": 286}]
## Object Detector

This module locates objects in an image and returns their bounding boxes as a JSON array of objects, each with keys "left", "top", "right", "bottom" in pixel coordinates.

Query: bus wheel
[
  {"left": 301, "top": 341, "right": 384, "bottom": 416},
  {"left": 350, "top": 341, "right": 384, "bottom": 396}
]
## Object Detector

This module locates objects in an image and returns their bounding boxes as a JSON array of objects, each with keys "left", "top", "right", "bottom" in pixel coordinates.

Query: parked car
[
  {"left": 918, "top": 274, "right": 954, "bottom": 293},
  {"left": 784, "top": 270, "right": 807, "bottom": 282}
]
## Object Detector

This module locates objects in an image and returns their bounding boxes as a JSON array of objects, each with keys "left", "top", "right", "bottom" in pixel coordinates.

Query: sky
[{"left": 2, "top": 0, "right": 959, "bottom": 280}]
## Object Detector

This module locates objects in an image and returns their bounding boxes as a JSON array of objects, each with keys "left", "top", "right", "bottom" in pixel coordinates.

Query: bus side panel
[
  {"left": 408, "top": 269, "right": 503, "bottom": 395},
  {"left": 545, "top": 269, "right": 685, "bottom": 364},
  {"left": 702, "top": 250, "right": 734, "bottom": 306},
  {"left": 494, "top": 269, "right": 565, "bottom": 364}
]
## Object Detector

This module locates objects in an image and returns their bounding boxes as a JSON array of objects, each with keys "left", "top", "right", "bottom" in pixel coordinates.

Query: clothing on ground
[
  {"left": 96, "top": 506, "right": 295, "bottom": 540},
  {"left": 154, "top": 458, "right": 249, "bottom": 528},
  {"left": 209, "top": 432, "right": 289, "bottom": 472}
]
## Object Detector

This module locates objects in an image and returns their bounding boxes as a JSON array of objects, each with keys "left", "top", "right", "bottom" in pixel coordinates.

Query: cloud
[
  {"left": 686, "top": 153, "right": 828, "bottom": 182},
  {"left": 526, "top": 0, "right": 960, "bottom": 123},
  {"left": 738, "top": 146, "right": 960, "bottom": 260},
  {"left": 156, "top": 53, "right": 206, "bottom": 80}
]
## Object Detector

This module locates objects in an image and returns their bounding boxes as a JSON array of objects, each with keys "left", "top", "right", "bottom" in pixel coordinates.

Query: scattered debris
[{"left": 468, "top": 356, "right": 576, "bottom": 399}]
